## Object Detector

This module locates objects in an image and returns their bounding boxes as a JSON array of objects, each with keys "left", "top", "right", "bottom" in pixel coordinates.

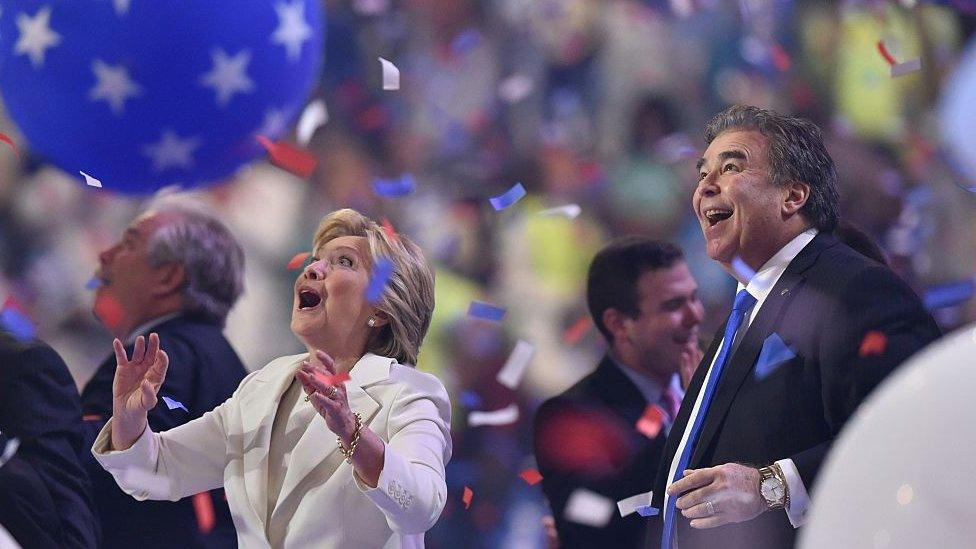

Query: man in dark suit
[
  {"left": 0, "top": 330, "right": 99, "bottom": 548},
  {"left": 81, "top": 196, "right": 248, "bottom": 548},
  {"left": 652, "top": 106, "right": 940, "bottom": 548},
  {"left": 535, "top": 238, "right": 705, "bottom": 548}
]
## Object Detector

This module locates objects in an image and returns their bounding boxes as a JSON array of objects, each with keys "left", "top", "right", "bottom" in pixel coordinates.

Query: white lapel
[
  {"left": 269, "top": 353, "right": 393, "bottom": 521},
  {"left": 238, "top": 354, "right": 306, "bottom": 530}
]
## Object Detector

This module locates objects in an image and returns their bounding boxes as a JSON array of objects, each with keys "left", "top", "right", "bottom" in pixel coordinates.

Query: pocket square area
[{"left": 754, "top": 332, "right": 797, "bottom": 380}]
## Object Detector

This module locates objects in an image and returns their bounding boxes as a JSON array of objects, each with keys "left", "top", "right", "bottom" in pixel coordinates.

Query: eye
[
  {"left": 698, "top": 171, "right": 708, "bottom": 181},
  {"left": 336, "top": 256, "right": 353, "bottom": 268},
  {"left": 722, "top": 163, "right": 740, "bottom": 173}
]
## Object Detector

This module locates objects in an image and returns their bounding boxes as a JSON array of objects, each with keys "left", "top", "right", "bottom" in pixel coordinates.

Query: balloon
[
  {"left": 940, "top": 37, "right": 976, "bottom": 191},
  {"left": 800, "top": 323, "right": 976, "bottom": 548},
  {"left": 0, "top": 0, "right": 323, "bottom": 194}
]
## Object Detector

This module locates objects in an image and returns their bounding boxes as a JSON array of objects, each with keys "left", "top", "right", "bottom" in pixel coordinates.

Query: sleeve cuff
[{"left": 776, "top": 458, "right": 812, "bottom": 528}]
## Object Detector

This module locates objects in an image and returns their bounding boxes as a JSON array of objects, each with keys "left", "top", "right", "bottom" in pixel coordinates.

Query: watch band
[{"left": 758, "top": 464, "right": 790, "bottom": 510}]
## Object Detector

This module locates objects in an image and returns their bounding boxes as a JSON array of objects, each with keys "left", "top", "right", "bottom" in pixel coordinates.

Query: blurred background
[{"left": 2, "top": 0, "right": 976, "bottom": 547}]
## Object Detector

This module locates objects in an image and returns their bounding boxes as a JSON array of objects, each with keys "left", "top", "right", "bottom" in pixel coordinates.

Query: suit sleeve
[
  {"left": 354, "top": 376, "right": 452, "bottom": 535},
  {"left": 0, "top": 343, "right": 99, "bottom": 548},
  {"left": 791, "top": 266, "right": 939, "bottom": 487}
]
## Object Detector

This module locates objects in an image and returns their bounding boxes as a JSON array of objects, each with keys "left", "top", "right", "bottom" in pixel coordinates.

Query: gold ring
[{"left": 327, "top": 386, "right": 338, "bottom": 398}]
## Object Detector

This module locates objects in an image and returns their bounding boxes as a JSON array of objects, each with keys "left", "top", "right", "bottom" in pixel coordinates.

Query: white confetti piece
[
  {"left": 296, "top": 99, "right": 328, "bottom": 146},
  {"left": 498, "top": 73, "right": 534, "bottom": 103},
  {"left": 80, "top": 170, "right": 102, "bottom": 188},
  {"left": 891, "top": 58, "right": 922, "bottom": 78},
  {"left": 0, "top": 437, "right": 19, "bottom": 469},
  {"left": 496, "top": 340, "right": 535, "bottom": 389},
  {"left": 379, "top": 57, "right": 399, "bottom": 91},
  {"left": 538, "top": 204, "right": 581, "bottom": 219},
  {"left": 617, "top": 490, "right": 654, "bottom": 517},
  {"left": 468, "top": 403, "right": 519, "bottom": 427},
  {"left": 564, "top": 489, "right": 615, "bottom": 527}
]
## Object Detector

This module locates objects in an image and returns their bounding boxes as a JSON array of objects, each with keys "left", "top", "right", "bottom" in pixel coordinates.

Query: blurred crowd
[{"left": 2, "top": 0, "right": 976, "bottom": 547}]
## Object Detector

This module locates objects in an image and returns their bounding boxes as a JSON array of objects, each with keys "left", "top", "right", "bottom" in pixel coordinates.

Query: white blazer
[{"left": 92, "top": 352, "right": 452, "bottom": 548}]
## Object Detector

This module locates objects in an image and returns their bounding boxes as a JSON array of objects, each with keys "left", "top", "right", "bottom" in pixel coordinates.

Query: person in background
[
  {"left": 534, "top": 237, "right": 704, "bottom": 548},
  {"left": 81, "top": 195, "right": 247, "bottom": 548}
]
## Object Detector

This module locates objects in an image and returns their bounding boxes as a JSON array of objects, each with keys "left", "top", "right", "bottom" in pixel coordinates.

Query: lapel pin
[{"left": 781, "top": 289, "right": 789, "bottom": 296}]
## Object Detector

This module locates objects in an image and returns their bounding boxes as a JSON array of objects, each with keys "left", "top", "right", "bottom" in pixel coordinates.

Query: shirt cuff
[{"left": 775, "top": 458, "right": 811, "bottom": 528}]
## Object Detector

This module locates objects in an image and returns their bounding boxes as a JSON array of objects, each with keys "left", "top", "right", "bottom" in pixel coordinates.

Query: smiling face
[
  {"left": 694, "top": 129, "right": 804, "bottom": 274},
  {"left": 290, "top": 235, "right": 376, "bottom": 356}
]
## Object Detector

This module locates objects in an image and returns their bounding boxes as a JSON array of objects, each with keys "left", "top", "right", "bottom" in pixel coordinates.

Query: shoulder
[
  {"left": 538, "top": 362, "right": 612, "bottom": 415},
  {"left": 387, "top": 363, "right": 450, "bottom": 404},
  {"left": 0, "top": 334, "right": 69, "bottom": 381},
  {"left": 810, "top": 242, "right": 920, "bottom": 304}
]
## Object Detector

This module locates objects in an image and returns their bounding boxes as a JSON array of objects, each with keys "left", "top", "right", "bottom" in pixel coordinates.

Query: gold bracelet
[{"left": 337, "top": 412, "right": 363, "bottom": 463}]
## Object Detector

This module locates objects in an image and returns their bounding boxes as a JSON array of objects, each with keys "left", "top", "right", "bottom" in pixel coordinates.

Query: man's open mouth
[
  {"left": 298, "top": 288, "right": 322, "bottom": 310},
  {"left": 704, "top": 208, "right": 733, "bottom": 227}
]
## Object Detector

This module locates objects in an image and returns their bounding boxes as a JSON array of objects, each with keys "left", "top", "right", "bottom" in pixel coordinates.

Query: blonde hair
[{"left": 312, "top": 209, "right": 435, "bottom": 365}]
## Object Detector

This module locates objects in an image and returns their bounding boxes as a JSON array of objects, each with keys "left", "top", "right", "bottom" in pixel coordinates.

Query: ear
[
  {"left": 150, "top": 262, "right": 186, "bottom": 298},
  {"left": 782, "top": 180, "right": 810, "bottom": 217},
  {"left": 601, "top": 308, "right": 630, "bottom": 344},
  {"left": 370, "top": 310, "right": 392, "bottom": 328}
]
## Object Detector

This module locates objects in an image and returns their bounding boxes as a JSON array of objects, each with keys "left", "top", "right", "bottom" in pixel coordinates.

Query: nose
[
  {"left": 98, "top": 244, "right": 118, "bottom": 265},
  {"left": 303, "top": 258, "right": 329, "bottom": 280},
  {"left": 684, "top": 299, "right": 705, "bottom": 327}
]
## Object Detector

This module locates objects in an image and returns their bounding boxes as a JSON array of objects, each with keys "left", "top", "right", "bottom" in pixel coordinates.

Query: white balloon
[{"left": 800, "top": 323, "right": 976, "bottom": 549}]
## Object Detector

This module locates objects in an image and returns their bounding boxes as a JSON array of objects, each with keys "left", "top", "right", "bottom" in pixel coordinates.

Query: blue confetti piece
[
  {"left": 636, "top": 505, "right": 659, "bottom": 517},
  {"left": 365, "top": 258, "right": 394, "bottom": 303},
  {"left": 372, "top": 173, "right": 416, "bottom": 197},
  {"left": 489, "top": 183, "right": 526, "bottom": 211},
  {"left": 162, "top": 396, "right": 188, "bottom": 412},
  {"left": 85, "top": 276, "right": 102, "bottom": 291},
  {"left": 459, "top": 390, "right": 483, "bottom": 408},
  {"left": 0, "top": 307, "right": 36, "bottom": 342},
  {"left": 923, "top": 279, "right": 975, "bottom": 311},
  {"left": 468, "top": 300, "right": 506, "bottom": 322},
  {"left": 731, "top": 256, "right": 756, "bottom": 282},
  {"left": 450, "top": 29, "right": 480, "bottom": 56}
]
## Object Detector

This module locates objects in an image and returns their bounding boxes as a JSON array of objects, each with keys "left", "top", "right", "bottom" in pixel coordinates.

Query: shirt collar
[
  {"left": 124, "top": 312, "right": 182, "bottom": 345},
  {"left": 738, "top": 228, "right": 819, "bottom": 302},
  {"left": 608, "top": 355, "right": 683, "bottom": 405}
]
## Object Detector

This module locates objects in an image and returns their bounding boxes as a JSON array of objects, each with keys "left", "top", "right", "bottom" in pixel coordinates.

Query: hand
[
  {"left": 296, "top": 349, "right": 356, "bottom": 442},
  {"left": 667, "top": 463, "right": 765, "bottom": 529},
  {"left": 679, "top": 341, "right": 704, "bottom": 391},
  {"left": 111, "top": 333, "right": 169, "bottom": 449}
]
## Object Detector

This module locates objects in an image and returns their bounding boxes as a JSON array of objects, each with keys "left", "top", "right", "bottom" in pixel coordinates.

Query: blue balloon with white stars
[{"left": 0, "top": 0, "right": 324, "bottom": 194}]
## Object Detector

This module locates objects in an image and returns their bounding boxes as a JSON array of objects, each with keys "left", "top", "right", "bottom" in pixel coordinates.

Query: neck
[
  {"left": 608, "top": 348, "right": 673, "bottom": 389},
  {"left": 302, "top": 337, "right": 368, "bottom": 374},
  {"left": 722, "top": 224, "right": 811, "bottom": 283},
  {"left": 116, "top": 305, "right": 182, "bottom": 341}
]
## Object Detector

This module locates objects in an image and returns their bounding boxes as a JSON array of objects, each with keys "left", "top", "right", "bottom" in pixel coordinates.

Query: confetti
[
  {"left": 450, "top": 29, "right": 480, "bottom": 56},
  {"left": 731, "top": 256, "right": 755, "bottom": 283},
  {"left": 256, "top": 135, "right": 317, "bottom": 178},
  {"left": 877, "top": 40, "right": 922, "bottom": 78},
  {"left": 636, "top": 505, "right": 659, "bottom": 517},
  {"left": 654, "top": 133, "right": 697, "bottom": 163},
  {"left": 365, "top": 257, "right": 394, "bottom": 303},
  {"left": 564, "top": 489, "right": 615, "bottom": 527},
  {"left": 617, "top": 490, "right": 654, "bottom": 518},
  {"left": 922, "top": 279, "right": 974, "bottom": 311},
  {"left": 1, "top": 299, "right": 35, "bottom": 342},
  {"left": 459, "top": 390, "right": 483, "bottom": 408},
  {"left": 379, "top": 57, "right": 399, "bottom": 90},
  {"left": 877, "top": 40, "right": 898, "bottom": 66},
  {"left": 309, "top": 370, "right": 351, "bottom": 388},
  {"left": 538, "top": 204, "right": 581, "bottom": 219},
  {"left": 80, "top": 170, "right": 103, "bottom": 188},
  {"left": 296, "top": 99, "right": 329, "bottom": 146},
  {"left": 0, "top": 133, "right": 20, "bottom": 159},
  {"left": 287, "top": 252, "right": 311, "bottom": 270},
  {"left": 468, "top": 403, "right": 519, "bottom": 427},
  {"left": 380, "top": 218, "right": 399, "bottom": 242},
  {"left": 162, "top": 396, "right": 189, "bottom": 412},
  {"left": 372, "top": 173, "right": 416, "bottom": 197},
  {"left": 498, "top": 74, "right": 534, "bottom": 103},
  {"left": 462, "top": 487, "right": 473, "bottom": 509},
  {"left": 635, "top": 404, "right": 666, "bottom": 439},
  {"left": 82, "top": 414, "right": 103, "bottom": 422},
  {"left": 85, "top": 276, "right": 102, "bottom": 291},
  {"left": 562, "top": 315, "right": 591, "bottom": 345},
  {"left": 489, "top": 183, "right": 526, "bottom": 211},
  {"left": 467, "top": 300, "right": 506, "bottom": 322},
  {"left": 352, "top": 0, "right": 390, "bottom": 15},
  {"left": 859, "top": 331, "right": 887, "bottom": 358},
  {"left": 519, "top": 469, "right": 543, "bottom": 486},
  {"left": 192, "top": 492, "right": 216, "bottom": 534},
  {"left": 496, "top": 340, "right": 535, "bottom": 389},
  {"left": 94, "top": 293, "right": 125, "bottom": 331},
  {"left": 0, "top": 437, "right": 20, "bottom": 469}
]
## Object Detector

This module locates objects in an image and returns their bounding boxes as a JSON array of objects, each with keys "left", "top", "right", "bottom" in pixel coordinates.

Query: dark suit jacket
[
  {"left": 649, "top": 232, "right": 941, "bottom": 549},
  {"left": 535, "top": 356, "right": 669, "bottom": 548},
  {"left": 81, "top": 314, "right": 247, "bottom": 549},
  {"left": 0, "top": 331, "right": 99, "bottom": 548}
]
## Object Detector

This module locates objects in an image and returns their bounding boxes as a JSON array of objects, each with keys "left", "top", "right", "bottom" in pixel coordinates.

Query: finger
[
  {"left": 146, "top": 332, "right": 161, "bottom": 365},
  {"left": 148, "top": 350, "right": 169, "bottom": 389},
  {"left": 140, "top": 379, "right": 158, "bottom": 411},
  {"left": 310, "top": 392, "right": 339, "bottom": 415},
  {"left": 668, "top": 469, "right": 714, "bottom": 496},
  {"left": 681, "top": 501, "right": 715, "bottom": 519},
  {"left": 132, "top": 335, "right": 146, "bottom": 364},
  {"left": 690, "top": 516, "right": 726, "bottom": 529},
  {"left": 315, "top": 349, "right": 337, "bottom": 375},
  {"left": 113, "top": 338, "right": 129, "bottom": 366},
  {"left": 675, "top": 483, "right": 719, "bottom": 510}
]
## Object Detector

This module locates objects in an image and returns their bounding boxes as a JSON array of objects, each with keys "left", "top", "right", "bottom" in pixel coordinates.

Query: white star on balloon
[
  {"left": 15, "top": 6, "right": 62, "bottom": 68},
  {"left": 257, "top": 108, "right": 289, "bottom": 139},
  {"left": 89, "top": 59, "right": 142, "bottom": 115},
  {"left": 271, "top": 1, "right": 312, "bottom": 62},
  {"left": 142, "top": 130, "right": 201, "bottom": 172},
  {"left": 199, "top": 48, "right": 255, "bottom": 107}
]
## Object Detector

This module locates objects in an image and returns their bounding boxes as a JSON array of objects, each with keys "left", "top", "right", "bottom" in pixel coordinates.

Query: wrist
[{"left": 757, "top": 463, "right": 789, "bottom": 510}]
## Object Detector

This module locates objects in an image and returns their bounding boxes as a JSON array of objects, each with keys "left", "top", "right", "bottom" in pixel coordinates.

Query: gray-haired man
[{"left": 81, "top": 195, "right": 248, "bottom": 548}]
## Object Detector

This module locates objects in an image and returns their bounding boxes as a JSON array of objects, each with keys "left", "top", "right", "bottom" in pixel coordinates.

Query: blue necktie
[{"left": 661, "top": 289, "right": 757, "bottom": 548}]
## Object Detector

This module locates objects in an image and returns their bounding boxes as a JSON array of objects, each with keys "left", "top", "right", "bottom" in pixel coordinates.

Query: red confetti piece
[
  {"left": 462, "top": 487, "right": 473, "bottom": 509},
  {"left": 562, "top": 315, "right": 591, "bottom": 345},
  {"left": 82, "top": 414, "right": 103, "bottom": 422},
  {"left": 310, "top": 370, "right": 351, "bottom": 387},
  {"left": 877, "top": 40, "right": 897, "bottom": 66},
  {"left": 0, "top": 133, "right": 20, "bottom": 159},
  {"left": 287, "top": 252, "right": 311, "bottom": 270},
  {"left": 519, "top": 469, "right": 543, "bottom": 486},
  {"left": 256, "top": 135, "right": 317, "bottom": 178},
  {"left": 192, "top": 492, "right": 215, "bottom": 534},
  {"left": 635, "top": 404, "right": 665, "bottom": 439},
  {"left": 93, "top": 293, "right": 125, "bottom": 332},
  {"left": 859, "top": 330, "right": 888, "bottom": 357},
  {"left": 770, "top": 44, "right": 791, "bottom": 72},
  {"left": 380, "top": 218, "right": 399, "bottom": 242}
]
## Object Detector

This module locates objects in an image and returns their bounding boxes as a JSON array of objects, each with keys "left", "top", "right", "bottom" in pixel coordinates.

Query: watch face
[{"left": 761, "top": 477, "right": 785, "bottom": 502}]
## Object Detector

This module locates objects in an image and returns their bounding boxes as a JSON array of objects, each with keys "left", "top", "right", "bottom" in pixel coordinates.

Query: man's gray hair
[
  {"left": 704, "top": 105, "right": 840, "bottom": 232},
  {"left": 142, "top": 194, "right": 245, "bottom": 325}
]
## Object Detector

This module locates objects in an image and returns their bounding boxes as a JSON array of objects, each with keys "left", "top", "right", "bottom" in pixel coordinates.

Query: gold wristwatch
[{"left": 758, "top": 463, "right": 789, "bottom": 510}]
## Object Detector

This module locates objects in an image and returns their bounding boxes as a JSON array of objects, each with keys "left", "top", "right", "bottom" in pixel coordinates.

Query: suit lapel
[
  {"left": 590, "top": 357, "right": 648, "bottom": 425},
  {"left": 689, "top": 233, "right": 835, "bottom": 467}
]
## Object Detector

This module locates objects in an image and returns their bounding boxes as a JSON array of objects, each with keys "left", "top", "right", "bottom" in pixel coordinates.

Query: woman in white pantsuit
[{"left": 92, "top": 209, "right": 451, "bottom": 548}]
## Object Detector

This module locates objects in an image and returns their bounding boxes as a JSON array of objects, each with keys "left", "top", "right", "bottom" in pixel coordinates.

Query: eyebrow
[
  {"left": 123, "top": 228, "right": 142, "bottom": 241},
  {"left": 318, "top": 244, "right": 364, "bottom": 259},
  {"left": 696, "top": 149, "right": 748, "bottom": 172}
]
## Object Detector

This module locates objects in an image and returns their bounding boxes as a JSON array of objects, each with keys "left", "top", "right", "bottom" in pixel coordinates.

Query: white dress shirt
[{"left": 663, "top": 228, "right": 818, "bottom": 530}]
